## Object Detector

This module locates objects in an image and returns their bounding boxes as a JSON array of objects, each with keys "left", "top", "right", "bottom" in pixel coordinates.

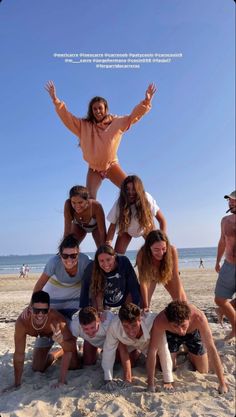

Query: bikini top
[{"left": 71, "top": 200, "right": 97, "bottom": 229}]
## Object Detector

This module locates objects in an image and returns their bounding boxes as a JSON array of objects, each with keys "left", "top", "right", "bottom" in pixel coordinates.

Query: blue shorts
[
  {"left": 34, "top": 336, "right": 54, "bottom": 349},
  {"left": 215, "top": 260, "right": 236, "bottom": 299},
  {"left": 166, "top": 329, "right": 206, "bottom": 356}
]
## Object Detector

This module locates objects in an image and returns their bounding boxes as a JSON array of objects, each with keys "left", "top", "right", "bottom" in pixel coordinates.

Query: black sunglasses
[
  {"left": 32, "top": 307, "right": 49, "bottom": 314},
  {"left": 61, "top": 253, "right": 78, "bottom": 260}
]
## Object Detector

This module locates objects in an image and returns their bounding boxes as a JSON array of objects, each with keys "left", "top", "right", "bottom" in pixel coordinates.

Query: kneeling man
[
  {"left": 147, "top": 301, "right": 228, "bottom": 394},
  {"left": 6, "top": 291, "right": 77, "bottom": 390},
  {"left": 102, "top": 303, "right": 173, "bottom": 389}
]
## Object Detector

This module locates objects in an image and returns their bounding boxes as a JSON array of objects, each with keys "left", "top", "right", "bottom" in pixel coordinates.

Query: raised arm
[
  {"left": 118, "top": 83, "right": 157, "bottom": 132},
  {"left": 45, "top": 80, "right": 82, "bottom": 137},
  {"left": 164, "top": 246, "right": 187, "bottom": 301}
]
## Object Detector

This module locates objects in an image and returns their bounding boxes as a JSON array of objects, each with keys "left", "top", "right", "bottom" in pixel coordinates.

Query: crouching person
[
  {"left": 70, "top": 306, "right": 114, "bottom": 365},
  {"left": 147, "top": 301, "right": 228, "bottom": 394},
  {"left": 102, "top": 303, "right": 173, "bottom": 391},
  {"left": 3, "top": 291, "right": 78, "bottom": 392}
]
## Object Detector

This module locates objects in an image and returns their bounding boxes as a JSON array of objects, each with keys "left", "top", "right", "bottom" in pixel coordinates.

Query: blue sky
[{"left": 0, "top": 0, "right": 235, "bottom": 255}]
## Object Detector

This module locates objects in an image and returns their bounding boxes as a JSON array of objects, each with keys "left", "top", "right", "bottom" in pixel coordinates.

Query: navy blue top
[{"left": 80, "top": 255, "right": 140, "bottom": 308}]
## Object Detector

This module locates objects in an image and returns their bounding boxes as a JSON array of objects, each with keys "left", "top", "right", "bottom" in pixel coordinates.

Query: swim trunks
[
  {"left": 215, "top": 260, "right": 236, "bottom": 299},
  {"left": 166, "top": 329, "right": 206, "bottom": 356}
]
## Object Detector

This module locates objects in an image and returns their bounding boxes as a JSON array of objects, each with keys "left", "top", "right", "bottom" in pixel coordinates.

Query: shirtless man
[
  {"left": 147, "top": 301, "right": 228, "bottom": 394},
  {"left": 3, "top": 291, "right": 78, "bottom": 391},
  {"left": 102, "top": 303, "right": 173, "bottom": 391},
  {"left": 215, "top": 190, "right": 236, "bottom": 340}
]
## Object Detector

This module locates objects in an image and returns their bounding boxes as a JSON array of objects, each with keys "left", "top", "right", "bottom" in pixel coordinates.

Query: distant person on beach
[
  {"left": 106, "top": 175, "right": 167, "bottom": 254},
  {"left": 25, "top": 264, "right": 30, "bottom": 277},
  {"left": 80, "top": 244, "right": 140, "bottom": 312},
  {"left": 101, "top": 303, "right": 173, "bottom": 391},
  {"left": 199, "top": 258, "right": 204, "bottom": 268},
  {"left": 136, "top": 230, "right": 187, "bottom": 311},
  {"left": 45, "top": 81, "right": 156, "bottom": 198},
  {"left": 19, "top": 264, "right": 26, "bottom": 279},
  {"left": 214, "top": 190, "right": 236, "bottom": 340},
  {"left": 64, "top": 185, "right": 106, "bottom": 247},
  {"left": 3, "top": 291, "right": 78, "bottom": 391},
  {"left": 31, "top": 235, "right": 91, "bottom": 320},
  {"left": 146, "top": 301, "right": 228, "bottom": 394}
]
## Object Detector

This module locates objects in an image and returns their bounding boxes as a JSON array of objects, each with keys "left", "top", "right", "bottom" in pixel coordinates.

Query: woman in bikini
[
  {"left": 64, "top": 185, "right": 106, "bottom": 247},
  {"left": 45, "top": 81, "right": 156, "bottom": 198},
  {"left": 136, "top": 230, "right": 186, "bottom": 311},
  {"left": 106, "top": 175, "right": 167, "bottom": 254}
]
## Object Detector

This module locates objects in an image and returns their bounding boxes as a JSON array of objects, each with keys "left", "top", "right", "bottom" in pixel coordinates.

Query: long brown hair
[
  {"left": 117, "top": 175, "right": 154, "bottom": 235},
  {"left": 136, "top": 230, "right": 173, "bottom": 285},
  {"left": 83, "top": 97, "right": 109, "bottom": 123},
  {"left": 90, "top": 245, "right": 116, "bottom": 296}
]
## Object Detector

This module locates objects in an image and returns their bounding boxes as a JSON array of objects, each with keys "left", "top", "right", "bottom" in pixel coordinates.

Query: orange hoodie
[{"left": 54, "top": 98, "right": 152, "bottom": 171}]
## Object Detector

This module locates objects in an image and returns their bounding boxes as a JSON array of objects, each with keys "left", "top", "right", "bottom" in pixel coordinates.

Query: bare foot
[
  {"left": 215, "top": 307, "right": 224, "bottom": 327},
  {"left": 224, "top": 330, "right": 236, "bottom": 342}
]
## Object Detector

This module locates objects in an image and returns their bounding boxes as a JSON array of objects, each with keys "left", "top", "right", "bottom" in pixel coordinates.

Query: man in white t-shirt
[
  {"left": 102, "top": 303, "right": 173, "bottom": 390},
  {"left": 70, "top": 307, "right": 114, "bottom": 365}
]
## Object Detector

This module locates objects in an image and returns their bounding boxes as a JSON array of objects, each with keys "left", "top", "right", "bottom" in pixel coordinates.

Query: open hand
[
  {"left": 21, "top": 305, "right": 31, "bottom": 320},
  {"left": 45, "top": 80, "right": 57, "bottom": 101},
  {"left": 145, "top": 83, "right": 157, "bottom": 101}
]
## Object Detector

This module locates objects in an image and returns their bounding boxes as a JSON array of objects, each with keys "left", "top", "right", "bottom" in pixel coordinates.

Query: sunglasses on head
[
  {"left": 32, "top": 307, "right": 49, "bottom": 315},
  {"left": 61, "top": 253, "right": 78, "bottom": 260}
]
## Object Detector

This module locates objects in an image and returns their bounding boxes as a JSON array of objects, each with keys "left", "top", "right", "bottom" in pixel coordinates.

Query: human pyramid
[{"left": 5, "top": 80, "right": 235, "bottom": 395}]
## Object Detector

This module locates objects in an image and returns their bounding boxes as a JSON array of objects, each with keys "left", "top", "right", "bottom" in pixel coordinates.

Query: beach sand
[{"left": 0, "top": 269, "right": 235, "bottom": 417}]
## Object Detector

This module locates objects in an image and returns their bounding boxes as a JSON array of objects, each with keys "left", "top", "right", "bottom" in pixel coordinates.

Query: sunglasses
[
  {"left": 61, "top": 253, "right": 78, "bottom": 260},
  {"left": 32, "top": 307, "right": 49, "bottom": 314}
]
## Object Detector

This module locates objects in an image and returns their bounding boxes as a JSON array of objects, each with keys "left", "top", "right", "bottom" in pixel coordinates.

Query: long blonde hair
[
  {"left": 117, "top": 176, "right": 154, "bottom": 236},
  {"left": 90, "top": 245, "right": 116, "bottom": 297},
  {"left": 136, "top": 230, "right": 173, "bottom": 285}
]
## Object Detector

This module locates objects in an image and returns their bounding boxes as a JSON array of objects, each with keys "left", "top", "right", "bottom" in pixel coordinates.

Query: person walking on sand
[
  {"left": 19, "top": 264, "right": 26, "bottom": 279},
  {"left": 45, "top": 81, "right": 156, "bottom": 198},
  {"left": 215, "top": 190, "right": 236, "bottom": 341},
  {"left": 199, "top": 258, "right": 204, "bottom": 268}
]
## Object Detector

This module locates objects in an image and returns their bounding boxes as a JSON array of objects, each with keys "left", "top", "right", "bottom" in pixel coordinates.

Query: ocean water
[{"left": 0, "top": 247, "right": 217, "bottom": 275}]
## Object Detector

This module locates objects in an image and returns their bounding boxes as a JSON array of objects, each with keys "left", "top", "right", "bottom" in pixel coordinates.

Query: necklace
[
  {"left": 31, "top": 314, "right": 49, "bottom": 332},
  {"left": 77, "top": 201, "right": 90, "bottom": 221}
]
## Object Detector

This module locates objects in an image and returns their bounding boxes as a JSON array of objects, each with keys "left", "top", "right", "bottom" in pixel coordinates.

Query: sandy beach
[{"left": 0, "top": 269, "right": 235, "bottom": 417}]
